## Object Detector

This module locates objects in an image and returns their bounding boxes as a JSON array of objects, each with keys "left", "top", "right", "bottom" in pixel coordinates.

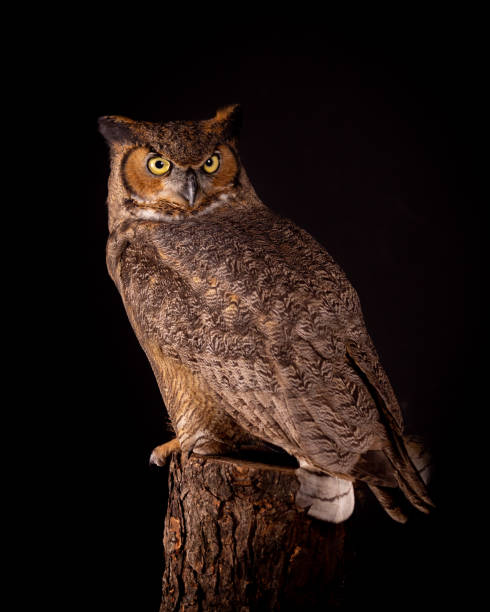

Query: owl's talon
[{"left": 149, "top": 438, "right": 181, "bottom": 467}]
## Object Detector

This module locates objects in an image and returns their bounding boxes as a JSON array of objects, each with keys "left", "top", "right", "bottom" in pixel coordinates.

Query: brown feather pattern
[{"left": 101, "top": 107, "right": 433, "bottom": 522}]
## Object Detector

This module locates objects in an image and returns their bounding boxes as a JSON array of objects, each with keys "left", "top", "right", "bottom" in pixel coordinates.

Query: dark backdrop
[{"left": 51, "top": 24, "right": 477, "bottom": 612}]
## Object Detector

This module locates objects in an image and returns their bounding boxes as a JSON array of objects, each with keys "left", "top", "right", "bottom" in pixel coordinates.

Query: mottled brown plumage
[{"left": 99, "top": 105, "right": 433, "bottom": 523}]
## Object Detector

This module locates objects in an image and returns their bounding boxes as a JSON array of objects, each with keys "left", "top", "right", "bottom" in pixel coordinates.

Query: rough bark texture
[{"left": 160, "top": 453, "right": 346, "bottom": 611}]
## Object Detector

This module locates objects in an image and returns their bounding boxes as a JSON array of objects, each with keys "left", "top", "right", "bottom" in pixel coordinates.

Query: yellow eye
[
  {"left": 203, "top": 153, "right": 220, "bottom": 174},
  {"left": 147, "top": 156, "right": 171, "bottom": 175}
]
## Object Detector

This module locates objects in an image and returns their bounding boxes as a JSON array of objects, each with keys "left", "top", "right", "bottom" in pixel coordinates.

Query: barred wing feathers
[{"left": 116, "top": 208, "right": 432, "bottom": 520}]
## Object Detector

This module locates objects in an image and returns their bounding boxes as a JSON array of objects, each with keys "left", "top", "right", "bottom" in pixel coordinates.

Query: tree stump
[{"left": 160, "top": 453, "right": 346, "bottom": 611}]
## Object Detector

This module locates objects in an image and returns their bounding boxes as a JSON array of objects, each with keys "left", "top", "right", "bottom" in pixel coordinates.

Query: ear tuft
[
  {"left": 98, "top": 115, "right": 137, "bottom": 144},
  {"left": 215, "top": 104, "right": 241, "bottom": 122},
  {"left": 214, "top": 104, "right": 242, "bottom": 141}
]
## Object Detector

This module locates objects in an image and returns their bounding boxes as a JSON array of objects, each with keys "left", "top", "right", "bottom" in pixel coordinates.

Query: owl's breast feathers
[{"left": 110, "top": 206, "right": 432, "bottom": 518}]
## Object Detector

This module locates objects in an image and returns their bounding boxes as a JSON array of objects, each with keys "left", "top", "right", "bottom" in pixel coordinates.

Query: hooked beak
[{"left": 180, "top": 170, "right": 198, "bottom": 207}]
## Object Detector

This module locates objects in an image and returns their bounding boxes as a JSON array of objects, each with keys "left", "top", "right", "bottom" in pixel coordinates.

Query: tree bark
[{"left": 160, "top": 453, "right": 346, "bottom": 611}]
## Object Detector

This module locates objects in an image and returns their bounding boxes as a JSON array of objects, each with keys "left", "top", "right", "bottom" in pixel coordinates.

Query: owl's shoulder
[{"left": 116, "top": 208, "right": 363, "bottom": 319}]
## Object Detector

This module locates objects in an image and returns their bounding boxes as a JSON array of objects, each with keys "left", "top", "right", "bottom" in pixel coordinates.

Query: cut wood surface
[{"left": 160, "top": 453, "right": 346, "bottom": 611}]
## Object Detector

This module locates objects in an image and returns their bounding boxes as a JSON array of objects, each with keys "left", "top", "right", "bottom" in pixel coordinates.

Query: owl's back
[
  {"left": 114, "top": 201, "right": 433, "bottom": 522},
  {"left": 119, "top": 206, "right": 397, "bottom": 461}
]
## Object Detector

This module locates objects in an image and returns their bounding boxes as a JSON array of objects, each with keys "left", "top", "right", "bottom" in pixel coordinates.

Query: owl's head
[{"left": 99, "top": 105, "right": 254, "bottom": 230}]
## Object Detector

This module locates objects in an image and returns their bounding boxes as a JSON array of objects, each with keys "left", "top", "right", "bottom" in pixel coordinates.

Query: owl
[{"left": 98, "top": 105, "right": 433, "bottom": 523}]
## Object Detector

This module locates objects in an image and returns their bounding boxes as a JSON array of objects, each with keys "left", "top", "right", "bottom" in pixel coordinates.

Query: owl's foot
[{"left": 149, "top": 438, "right": 181, "bottom": 467}]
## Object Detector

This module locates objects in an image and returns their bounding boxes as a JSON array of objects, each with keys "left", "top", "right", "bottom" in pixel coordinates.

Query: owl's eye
[
  {"left": 202, "top": 154, "right": 220, "bottom": 174},
  {"left": 147, "top": 156, "right": 171, "bottom": 175}
]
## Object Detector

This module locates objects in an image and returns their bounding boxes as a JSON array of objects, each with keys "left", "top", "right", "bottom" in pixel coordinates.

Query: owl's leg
[
  {"left": 149, "top": 438, "right": 181, "bottom": 467},
  {"left": 149, "top": 355, "right": 267, "bottom": 461}
]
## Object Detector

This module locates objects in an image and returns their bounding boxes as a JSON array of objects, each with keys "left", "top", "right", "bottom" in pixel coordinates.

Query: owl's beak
[{"left": 181, "top": 170, "right": 198, "bottom": 208}]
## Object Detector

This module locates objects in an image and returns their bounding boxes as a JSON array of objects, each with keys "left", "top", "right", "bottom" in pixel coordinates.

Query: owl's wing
[
  {"left": 115, "top": 235, "right": 305, "bottom": 457},
  {"left": 116, "top": 214, "right": 402, "bottom": 469},
  {"left": 264, "top": 215, "right": 405, "bottom": 435},
  {"left": 260, "top": 219, "right": 432, "bottom": 513},
  {"left": 115, "top": 214, "right": 434, "bottom": 519}
]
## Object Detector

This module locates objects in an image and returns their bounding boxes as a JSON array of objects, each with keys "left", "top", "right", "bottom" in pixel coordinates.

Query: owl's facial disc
[{"left": 122, "top": 143, "right": 238, "bottom": 218}]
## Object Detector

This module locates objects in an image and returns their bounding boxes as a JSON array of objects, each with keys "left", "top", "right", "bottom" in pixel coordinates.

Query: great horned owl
[{"left": 99, "top": 105, "right": 433, "bottom": 523}]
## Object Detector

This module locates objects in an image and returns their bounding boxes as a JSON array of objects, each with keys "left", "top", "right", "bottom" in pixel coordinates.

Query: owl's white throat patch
[
  {"left": 129, "top": 192, "right": 232, "bottom": 222},
  {"left": 130, "top": 206, "right": 184, "bottom": 222},
  {"left": 198, "top": 192, "right": 232, "bottom": 215}
]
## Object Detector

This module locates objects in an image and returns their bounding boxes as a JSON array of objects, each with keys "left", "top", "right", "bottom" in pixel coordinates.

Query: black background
[{"left": 37, "top": 18, "right": 478, "bottom": 612}]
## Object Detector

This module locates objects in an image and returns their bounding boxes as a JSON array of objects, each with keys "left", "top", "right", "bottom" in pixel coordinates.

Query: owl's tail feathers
[
  {"left": 295, "top": 468, "right": 355, "bottom": 523},
  {"left": 354, "top": 435, "right": 434, "bottom": 522},
  {"left": 377, "top": 434, "right": 435, "bottom": 521},
  {"left": 403, "top": 433, "right": 433, "bottom": 486},
  {"left": 394, "top": 434, "right": 435, "bottom": 512},
  {"left": 367, "top": 484, "right": 409, "bottom": 522}
]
